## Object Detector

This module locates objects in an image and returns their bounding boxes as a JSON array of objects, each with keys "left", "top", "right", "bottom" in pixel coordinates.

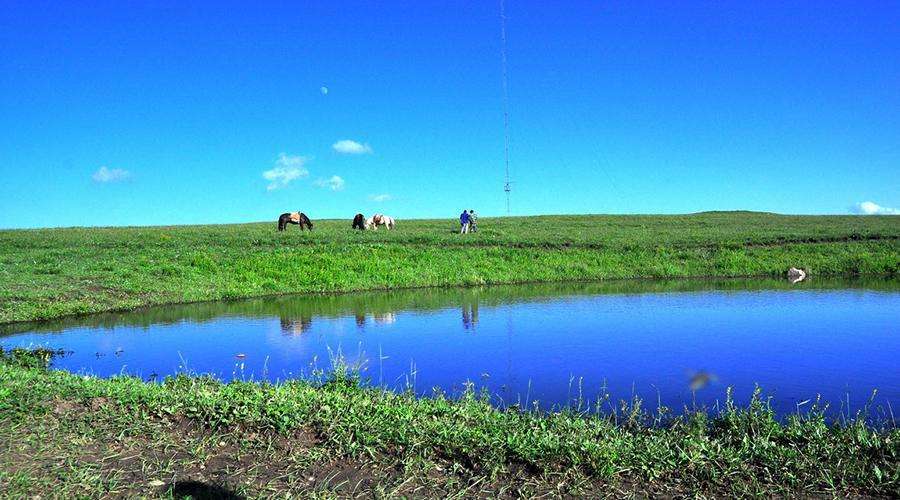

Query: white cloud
[
  {"left": 315, "top": 175, "right": 345, "bottom": 191},
  {"left": 852, "top": 201, "right": 899, "bottom": 215},
  {"left": 92, "top": 166, "right": 131, "bottom": 183},
  {"left": 332, "top": 139, "right": 373, "bottom": 155},
  {"left": 263, "top": 153, "right": 309, "bottom": 191},
  {"left": 368, "top": 193, "right": 392, "bottom": 202}
]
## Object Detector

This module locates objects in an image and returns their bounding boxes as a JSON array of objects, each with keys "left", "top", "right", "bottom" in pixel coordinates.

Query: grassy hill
[
  {"left": 1, "top": 215, "right": 899, "bottom": 496},
  {"left": 1, "top": 212, "right": 897, "bottom": 323}
]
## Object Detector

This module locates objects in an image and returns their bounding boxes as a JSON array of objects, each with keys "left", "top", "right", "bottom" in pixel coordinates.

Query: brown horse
[
  {"left": 277, "top": 212, "right": 313, "bottom": 231},
  {"left": 352, "top": 213, "right": 365, "bottom": 230}
]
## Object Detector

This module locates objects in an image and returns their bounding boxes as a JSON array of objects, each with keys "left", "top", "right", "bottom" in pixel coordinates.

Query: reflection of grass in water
[
  {"left": 1, "top": 348, "right": 897, "bottom": 497},
  {"left": 2, "top": 212, "right": 897, "bottom": 323},
  {"left": 5, "top": 275, "right": 898, "bottom": 337}
]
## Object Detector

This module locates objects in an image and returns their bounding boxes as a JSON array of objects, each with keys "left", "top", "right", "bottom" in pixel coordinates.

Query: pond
[{"left": 2, "top": 278, "right": 898, "bottom": 417}]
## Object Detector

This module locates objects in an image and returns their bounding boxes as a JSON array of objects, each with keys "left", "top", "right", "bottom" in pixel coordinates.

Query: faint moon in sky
[{"left": 320, "top": 86, "right": 329, "bottom": 95}]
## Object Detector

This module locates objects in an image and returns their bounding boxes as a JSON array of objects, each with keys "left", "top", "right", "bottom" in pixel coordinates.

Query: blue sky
[{"left": 1, "top": 1, "right": 898, "bottom": 228}]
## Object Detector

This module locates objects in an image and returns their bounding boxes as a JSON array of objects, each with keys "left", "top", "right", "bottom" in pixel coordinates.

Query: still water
[{"left": 2, "top": 279, "right": 898, "bottom": 416}]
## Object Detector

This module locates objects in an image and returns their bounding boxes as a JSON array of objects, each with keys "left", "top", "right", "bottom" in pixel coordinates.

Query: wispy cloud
[
  {"left": 315, "top": 175, "right": 345, "bottom": 191},
  {"left": 851, "top": 201, "right": 899, "bottom": 215},
  {"left": 368, "top": 193, "right": 392, "bottom": 202},
  {"left": 92, "top": 166, "right": 131, "bottom": 183},
  {"left": 332, "top": 139, "right": 373, "bottom": 155},
  {"left": 263, "top": 153, "right": 309, "bottom": 191}
]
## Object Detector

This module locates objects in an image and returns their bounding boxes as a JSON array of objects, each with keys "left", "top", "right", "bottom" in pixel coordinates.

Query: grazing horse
[
  {"left": 277, "top": 212, "right": 313, "bottom": 231},
  {"left": 351, "top": 213, "right": 366, "bottom": 230},
  {"left": 366, "top": 213, "right": 395, "bottom": 230}
]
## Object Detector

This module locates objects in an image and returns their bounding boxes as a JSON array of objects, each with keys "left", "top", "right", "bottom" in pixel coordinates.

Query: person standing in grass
[
  {"left": 459, "top": 210, "right": 470, "bottom": 234},
  {"left": 469, "top": 210, "right": 478, "bottom": 233}
]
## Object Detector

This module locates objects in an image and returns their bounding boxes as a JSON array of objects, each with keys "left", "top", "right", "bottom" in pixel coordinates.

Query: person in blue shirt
[{"left": 459, "top": 210, "right": 470, "bottom": 234}]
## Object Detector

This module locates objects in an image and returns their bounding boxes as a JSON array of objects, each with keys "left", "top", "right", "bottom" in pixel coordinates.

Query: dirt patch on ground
[
  {"left": 1, "top": 397, "right": 627, "bottom": 498},
  {"left": 0, "top": 397, "right": 861, "bottom": 498}
]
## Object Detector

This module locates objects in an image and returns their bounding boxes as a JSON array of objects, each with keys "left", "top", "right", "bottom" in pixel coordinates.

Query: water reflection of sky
[{"left": 2, "top": 279, "right": 898, "bottom": 416}]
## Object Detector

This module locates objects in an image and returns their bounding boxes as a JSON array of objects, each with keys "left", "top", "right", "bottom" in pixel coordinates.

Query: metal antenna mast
[{"left": 500, "top": 0, "right": 511, "bottom": 215}]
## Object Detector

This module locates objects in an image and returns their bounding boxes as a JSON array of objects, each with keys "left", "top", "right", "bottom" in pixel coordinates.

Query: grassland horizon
[{"left": 2, "top": 209, "right": 896, "bottom": 231}]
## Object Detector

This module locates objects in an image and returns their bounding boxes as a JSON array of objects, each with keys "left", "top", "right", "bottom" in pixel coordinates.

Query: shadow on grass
[{"left": 168, "top": 481, "right": 243, "bottom": 500}]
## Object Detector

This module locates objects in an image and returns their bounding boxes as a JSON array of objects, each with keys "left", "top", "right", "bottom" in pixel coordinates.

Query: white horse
[{"left": 366, "top": 213, "right": 395, "bottom": 230}]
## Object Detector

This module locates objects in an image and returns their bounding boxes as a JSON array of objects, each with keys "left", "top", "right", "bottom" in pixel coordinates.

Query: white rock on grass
[{"left": 787, "top": 267, "right": 807, "bottom": 283}]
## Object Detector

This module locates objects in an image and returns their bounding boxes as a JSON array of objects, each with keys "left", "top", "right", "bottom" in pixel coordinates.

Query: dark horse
[
  {"left": 351, "top": 213, "right": 365, "bottom": 230},
  {"left": 277, "top": 212, "right": 313, "bottom": 231}
]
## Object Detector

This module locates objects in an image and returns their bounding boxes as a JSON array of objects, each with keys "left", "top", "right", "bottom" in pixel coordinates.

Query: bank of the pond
[
  {"left": 0, "top": 349, "right": 897, "bottom": 497},
  {"left": 1, "top": 213, "right": 898, "bottom": 324}
]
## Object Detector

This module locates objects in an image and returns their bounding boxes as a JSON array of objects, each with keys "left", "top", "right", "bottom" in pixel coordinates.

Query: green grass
[
  {"left": 1, "top": 212, "right": 898, "bottom": 323},
  {"left": 1, "top": 349, "right": 897, "bottom": 497},
  {"left": 2, "top": 215, "right": 897, "bottom": 496}
]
